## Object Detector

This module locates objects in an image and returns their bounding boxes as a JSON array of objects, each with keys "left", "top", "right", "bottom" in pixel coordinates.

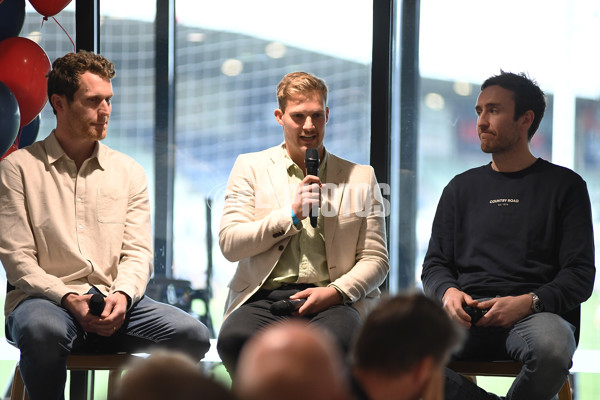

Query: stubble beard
[{"left": 88, "top": 125, "right": 108, "bottom": 141}]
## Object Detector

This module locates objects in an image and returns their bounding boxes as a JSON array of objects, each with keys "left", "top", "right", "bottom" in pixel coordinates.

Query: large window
[
  {"left": 417, "top": 1, "right": 600, "bottom": 397},
  {"left": 1, "top": 1, "right": 598, "bottom": 397},
  {"left": 99, "top": 1, "right": 156, "bottom": 199}
]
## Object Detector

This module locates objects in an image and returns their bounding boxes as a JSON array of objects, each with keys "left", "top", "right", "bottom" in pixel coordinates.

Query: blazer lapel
[
  {"left": 266, "top": 146, "right": 291, "bottom": 208},
  {"left": 323, "top": 154, "right": 346, "bottom": 252}
]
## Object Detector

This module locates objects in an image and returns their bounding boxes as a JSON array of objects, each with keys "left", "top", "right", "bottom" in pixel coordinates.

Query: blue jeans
[
  {"left": 446, "top": 312, "right": 576, "bottom": 400},
  {"left": 6, "top": 289, "right": 211, "bottom": 400}
]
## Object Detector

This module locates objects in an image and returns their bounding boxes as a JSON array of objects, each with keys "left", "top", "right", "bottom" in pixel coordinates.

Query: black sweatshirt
[{"left": 422, "top": 159, "right": 595, "bottom": 315}]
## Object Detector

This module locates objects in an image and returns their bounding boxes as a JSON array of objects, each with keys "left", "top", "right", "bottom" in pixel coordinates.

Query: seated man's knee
[
  {"left": 216, "top": 328, "right": 245, "bottom": 374},
  {"left": 12, "top": 316, "right": 70, "bottom": 351},
  {"left": 527, "top": 315, "right": 576, "bottom": 369},
  {"left": 167, "top": 317, "right": 211, "bottom": 360},
  {"left": 11, "top": 318, "right": 71, "bottom": 366},
  {"left": 534, "top": 337, "right": 574, "bottom": 370}
]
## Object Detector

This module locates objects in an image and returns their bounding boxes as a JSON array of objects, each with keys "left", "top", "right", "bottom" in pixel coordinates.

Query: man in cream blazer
[{"left": 217, "top": 72, "right": 389, "bottom": 377}]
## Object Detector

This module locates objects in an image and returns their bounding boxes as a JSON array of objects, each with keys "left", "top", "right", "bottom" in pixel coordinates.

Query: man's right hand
[
  {"left": 292, "top": 175, "right": 322, "bottom": 221},
  {"left": 62, "top": 293, "right": 123, "bottom": 336},
  {"left": 442, "top": 287, "right": 479, "bottom": 329},
  {"left": 61, "top": 293, "right": 102, "bottom": 332}
]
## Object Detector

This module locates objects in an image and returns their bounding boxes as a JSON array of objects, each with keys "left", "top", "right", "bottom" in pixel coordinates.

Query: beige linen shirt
[{"left": 0, "top": 132, "right": 153, "bottom": 316}]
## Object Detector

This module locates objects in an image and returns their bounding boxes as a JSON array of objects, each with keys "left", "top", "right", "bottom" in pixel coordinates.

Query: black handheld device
[
  {"left": 463, "top": 305, "right": 488, "bottom": 324},
  {"left": 270, "top": 298, "right": 307, "bottom": 316}
]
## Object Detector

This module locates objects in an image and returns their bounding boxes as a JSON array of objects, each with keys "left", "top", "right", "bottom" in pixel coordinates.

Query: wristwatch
[{"left": 529, "top": 292, "right": 544, "bottom": 313}]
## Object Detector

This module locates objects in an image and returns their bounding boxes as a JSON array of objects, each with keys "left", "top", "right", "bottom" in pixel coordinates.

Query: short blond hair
[{"left": 276, "top": 72, "right": 328, "bottom": 112}]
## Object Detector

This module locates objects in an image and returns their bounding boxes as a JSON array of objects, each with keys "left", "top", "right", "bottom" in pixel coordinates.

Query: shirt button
[
  {"left": 77, "top": 197, "right": 82, "bottom": 202},
  {"left": 278, "top": 245, "right": 284, "bottom": 251},
  {"left": 78, "top": 224, "right": 83, "bottom": 229}
]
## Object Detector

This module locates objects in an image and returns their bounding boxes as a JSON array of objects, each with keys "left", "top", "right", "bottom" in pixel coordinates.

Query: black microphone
[
  {"left": 304, "top": 148, "right": 320, "bottom": 228},
  {"left": 270, "top": 298, "right": 307, "bottom": 316},
  {"left": 89, "top": 293, "right": 106, "bottom": 316}
]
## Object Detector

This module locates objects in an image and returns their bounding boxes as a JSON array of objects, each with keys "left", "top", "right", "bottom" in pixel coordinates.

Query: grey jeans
[{"left": 446, "top": 312, "right": 576, "bottom": 400}]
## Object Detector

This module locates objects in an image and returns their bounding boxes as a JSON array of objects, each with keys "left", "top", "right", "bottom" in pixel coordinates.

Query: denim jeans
[
  {"left": 5, "top": 289, "right": 211, "bottom": 400},
  {"left": 446, "top": 312, "right": 576, "bottom": 400}
]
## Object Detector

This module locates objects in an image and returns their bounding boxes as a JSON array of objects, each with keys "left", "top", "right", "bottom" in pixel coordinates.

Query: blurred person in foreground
[
  {"left": 0, "top": 51, "right": 210, "bottom": 400},
  {"left": 422, "top": 71, "right": 595, "bottom": 399},
  {"left": 350, "top": 293, "right": 465, "bottom": 400},
  {"left": 235, "top": 320, "right": 351, "bottom": 400},
  {"left": 217, "top": 71, "right": 389, "bottom": 377},
  {"left": 113, "top": 350, "right": 234, "bottom": 400}
]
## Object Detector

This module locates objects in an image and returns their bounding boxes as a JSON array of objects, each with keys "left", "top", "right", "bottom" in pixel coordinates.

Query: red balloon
[
  {"left": 0, "top": 143, "right": 18, "bottom": 161},
  {"left": 28, "top": 0, "right": 72, "bottom": 18},
  {"left": 0, "top": 37, "right": 51, "bottom": 128}
]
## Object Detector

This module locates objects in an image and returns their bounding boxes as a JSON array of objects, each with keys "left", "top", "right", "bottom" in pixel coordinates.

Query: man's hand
[
  {"left": 292, "top": 175, "right": 322, "bottom": 221},
  {"left": 441, "top": 287, "right": 479, "bottom": 329},
  {"left": 62, "top": 292, "right": 128, "bottom": 337},
  {"left": 289, "top": 286, "right": 343, "bottom": 316},
  {"left": 475, "top": 295, "right": 532, "bottom": 328}
]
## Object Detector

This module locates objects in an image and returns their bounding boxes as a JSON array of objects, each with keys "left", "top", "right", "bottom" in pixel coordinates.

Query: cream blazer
[{"left": 219, "top": 144, "right": 389, "bottom": 319}]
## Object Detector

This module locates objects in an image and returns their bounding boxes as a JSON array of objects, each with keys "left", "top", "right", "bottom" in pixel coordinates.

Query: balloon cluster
[{"left": 0, "top": 0, "right": 72, "bottom": 160}]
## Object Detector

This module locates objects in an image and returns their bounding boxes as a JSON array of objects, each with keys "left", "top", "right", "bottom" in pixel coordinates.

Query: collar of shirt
[
  {"left": 280, "top": 142, "right": 329, "bottom": 178},
  {"left": 45, "top": 130, "right": 106, "bottom": 170}
]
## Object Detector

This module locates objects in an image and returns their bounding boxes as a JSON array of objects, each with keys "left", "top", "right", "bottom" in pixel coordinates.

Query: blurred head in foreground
[
  {"left": 351, "top": 293, "right": 465, "bottom": 400},
  {"left": 235, "top": 320, "right": 350, "bottom": 400},
  {"left": 113, "top": 350, "right": 233, "bottom": 400}
]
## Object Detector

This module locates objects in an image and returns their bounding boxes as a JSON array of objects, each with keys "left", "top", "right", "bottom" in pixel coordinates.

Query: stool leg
[
  {"left": 90, "top": 370, "right": 95, "bottom": 399},
  {"left": 11, "top": 363, "right": 26, "bottom": 400},
  {"left": 70, "top": 370, "right": 89, "bottom": 400},
  {"left": 557, "top": 377, "right": 572, "bottom": 400}
]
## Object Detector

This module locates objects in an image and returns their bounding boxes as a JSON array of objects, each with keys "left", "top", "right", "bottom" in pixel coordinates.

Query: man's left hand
[
  {"left": 289, "top": 286, "right": 343, "bottom": 316},
  {"left": 475, "top": 294, "right": 533, "bottom": 328}
]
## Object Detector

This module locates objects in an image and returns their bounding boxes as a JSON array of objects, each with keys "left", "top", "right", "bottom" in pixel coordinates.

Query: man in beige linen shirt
[{"left": 0, "top": 51, "right": 209, "bottom": 400}]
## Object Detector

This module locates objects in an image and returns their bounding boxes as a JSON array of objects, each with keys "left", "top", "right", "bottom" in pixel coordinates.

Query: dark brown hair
[
  {"left": 352, "top": 293, "right": 464, "bottom": 375},
  {"left": 47, "top": 51, "right": 116, "bottom": 114}
]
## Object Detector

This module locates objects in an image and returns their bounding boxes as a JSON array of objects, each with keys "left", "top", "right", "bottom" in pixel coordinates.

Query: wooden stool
[
  {"left": 448, "top": 360, "right": 572, "bottom": 400},
  {"left": 10, "top": 353, "right": 137, "bottom": 400}
]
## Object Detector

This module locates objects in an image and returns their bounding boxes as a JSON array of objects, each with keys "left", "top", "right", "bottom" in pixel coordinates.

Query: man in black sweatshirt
[{"left": 422, "top": 71, "right": 595, "bottom": 400}]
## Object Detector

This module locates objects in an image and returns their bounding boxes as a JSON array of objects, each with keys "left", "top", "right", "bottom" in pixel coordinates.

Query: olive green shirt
[{"left": 262, "top": 146, "right": 330, "bottom": 289}]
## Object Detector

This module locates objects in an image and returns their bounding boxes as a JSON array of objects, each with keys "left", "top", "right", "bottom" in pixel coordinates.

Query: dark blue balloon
[
  {"left": 0, "top": 0, "right": 26, "bottom": 41},
  {"left": 0, "top": 80, "right": 21, "bottom": 157},
  {"left": 18, "top": 114, "right": 40, "bottom": 148}
]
